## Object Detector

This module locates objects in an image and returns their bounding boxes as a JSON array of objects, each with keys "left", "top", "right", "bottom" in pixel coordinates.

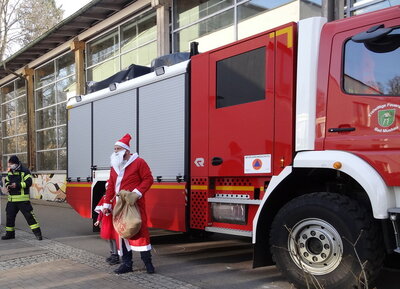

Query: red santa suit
[
  {"left": 94, "top": 196, "right": 116, "bottom": 240},
  {"left": 103, "top": 152, "right": 154, "bottom": 254}
]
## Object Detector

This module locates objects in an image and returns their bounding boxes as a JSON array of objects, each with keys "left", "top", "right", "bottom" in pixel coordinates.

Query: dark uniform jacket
[{"left": 5, "top": 165, "right": 33, "bottom": 202}]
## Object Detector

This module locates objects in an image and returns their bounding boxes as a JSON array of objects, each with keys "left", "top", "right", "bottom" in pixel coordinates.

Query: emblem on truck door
[
  {"left": 378, "top": 109, "right": 395, "bottom": 127},
  {"left": 369, "top": 103, "right": 399, "bottom": 133},
  {"left": 194, "top": 158, "right": 205, "bottom": 167}
]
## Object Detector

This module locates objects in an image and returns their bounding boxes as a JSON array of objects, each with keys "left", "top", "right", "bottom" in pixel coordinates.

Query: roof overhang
[{"left": 0, "top": 0, "right": 137, "bottom": 80}]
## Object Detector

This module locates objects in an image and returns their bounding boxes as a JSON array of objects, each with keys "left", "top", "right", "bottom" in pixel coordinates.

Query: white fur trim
[
  {"left": 115, "top": 174, "right": 123, "bottom": 194},
  {"left": 129, "top": 244, "right": 152, "bottom": 252},
  {"left": 122, "top": 153, "right": 138, "bottom": 170},
  {"left": 133, "top": 188, "right": 142, "bottom": 198},
  {"left": 117, "top": 238, "right": 152, "bottom": 255},
  {"left": 94, "top": 205, "right": 102, "bottom": 213},
  {"left": 115, "top": 141, "right": 130, "bottom": 151},
  {"left": 103, "top": 203, "right": 112, "bottom": 210}
]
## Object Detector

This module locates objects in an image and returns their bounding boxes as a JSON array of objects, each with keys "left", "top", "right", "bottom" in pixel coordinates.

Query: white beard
[{"left": 110, "top": 150, "right": 126, "bottom": 169}]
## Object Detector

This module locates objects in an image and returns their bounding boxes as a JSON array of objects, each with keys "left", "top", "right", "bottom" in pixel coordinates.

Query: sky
[{"left": 56, "top": 0, "right": 93, "bottom": 18}]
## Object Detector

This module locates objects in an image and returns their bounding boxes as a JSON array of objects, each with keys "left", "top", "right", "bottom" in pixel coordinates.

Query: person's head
[
  {"left": 114, "top": 145, "right": 130, "bottom": 160},
  {"left": 8, "top": 155, "right": 20, "bottom": 170},
  {"left": 114, "top": 133, "right": 132, "bottom": 160}
]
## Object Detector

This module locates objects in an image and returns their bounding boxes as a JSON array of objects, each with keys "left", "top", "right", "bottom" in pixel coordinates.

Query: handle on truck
[
  {"left": 328, "top": 127, "right": 356, "bottom": 132},
  {"left": 211, "top": 157, "right": 223, "bottom": 166}
]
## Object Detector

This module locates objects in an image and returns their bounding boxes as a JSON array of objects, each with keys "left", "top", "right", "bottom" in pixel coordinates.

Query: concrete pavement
[
  {"left": 1, "top": 197, "right": 292, "bottom": 289},
  {"left": 0, "top": 227, "right": 200, "bottom": 289},
  {"left": 2, "top": 198, "right": 398, "bottom": 289}
]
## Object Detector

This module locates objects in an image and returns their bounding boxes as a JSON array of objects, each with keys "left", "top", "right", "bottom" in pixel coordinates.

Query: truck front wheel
[{"left": 270, "top": 192, "right": 384, "bottom": 289}]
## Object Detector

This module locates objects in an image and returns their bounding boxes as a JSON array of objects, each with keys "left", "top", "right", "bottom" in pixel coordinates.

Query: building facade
[{"left": 0, "top": 0, "right": 397, "bottom": 201}]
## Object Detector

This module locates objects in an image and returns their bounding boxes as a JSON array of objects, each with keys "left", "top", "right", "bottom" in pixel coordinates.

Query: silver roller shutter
[
  {"left": 138, "top": 74, "right": 186, "bottom": 181},
  {"left": 67, "top": 103, "right": 92, "bottom": 180},
  {"left": 93, "top": 89, "right": 137, "bottom": 169}
]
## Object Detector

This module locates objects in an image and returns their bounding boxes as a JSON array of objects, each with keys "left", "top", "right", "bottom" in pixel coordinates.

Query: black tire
[{"left": 270, "top": 192, "right": 384, "bottom": 289}]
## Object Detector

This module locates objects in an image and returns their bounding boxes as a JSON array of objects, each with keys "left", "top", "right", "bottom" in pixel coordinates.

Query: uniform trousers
[{"left": 5, "top": 201, "right": 40, "bottom": 230}]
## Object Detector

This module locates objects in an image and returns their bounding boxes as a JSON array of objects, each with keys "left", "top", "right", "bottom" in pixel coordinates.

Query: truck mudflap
[
  {"left": 145, "top": 182, "right": 187, "bottom": 232},
  {"left": 66, "top": 182, "right": 92, "bottom": 218},
  {"left": 388, "top": 208, "right": 400, "bottom": 253}
]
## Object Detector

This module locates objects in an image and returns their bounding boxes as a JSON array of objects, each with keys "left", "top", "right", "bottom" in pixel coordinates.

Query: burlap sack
[{"left": 112, "top": 190, "right": 142, "bottom": 239}]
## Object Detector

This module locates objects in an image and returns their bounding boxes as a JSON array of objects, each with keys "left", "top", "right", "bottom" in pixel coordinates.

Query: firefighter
[
  {"left": 1, "top": 155, "right": 42, "bottom": 241},
  {"left": 102, "top": 133, "right": 155, "bottom": 274}
]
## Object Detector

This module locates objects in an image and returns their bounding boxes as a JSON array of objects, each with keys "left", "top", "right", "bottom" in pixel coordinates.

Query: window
[
  {"left": 172, "top": 0, "right": 295, "bottom": 52},
  {"left": 238, "top": 0, "right": 293, "bottom": 22},
  {"left": 0, "top": 79, "right": 27, "bottom": 170},
  {"left": 86, "top": 10, "right": 157, "bottom": 82},
  {"left": 174, "top": 8, "right": 235, "bottom": 52},
  {"left": 216, "top": 47, "right": 265, "bottom": 108},
  {"left": 343, "top": 28, "right": 400, "bottom": 95},
  {"left": 120, "top": 12, "right": 157, "bottom": 69},
  {"left": 86, "top": 28, "right": 119, "bottom": 81},
  {"left": 174, "top": 0, "right": 233, "bottom": 29},
  {"left": 345, "top": 0, "right": 400, "bottom": 16},
  {"left": 35, "top": 52, "right": 76, "bottom": 171}
]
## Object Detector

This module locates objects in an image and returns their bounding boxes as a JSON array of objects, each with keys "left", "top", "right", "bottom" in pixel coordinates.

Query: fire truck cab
[{"left": 67, "top": 6, "right": 400, "bottom": 289}]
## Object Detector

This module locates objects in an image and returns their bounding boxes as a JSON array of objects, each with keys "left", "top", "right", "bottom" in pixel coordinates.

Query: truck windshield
[{"left": 343, "top": 27, "right": 400, "bottom": 96}]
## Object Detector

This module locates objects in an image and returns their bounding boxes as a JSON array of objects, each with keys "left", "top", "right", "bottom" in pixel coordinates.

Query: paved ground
[
  {"left": 0, "top": 227, "right": 200, "bottom": 289},
  {"left": 0, "top": 197, "right": 292, "bottom": 289},
  {"left": 0, "top": 197, "right": 399, "bottom": 289}
]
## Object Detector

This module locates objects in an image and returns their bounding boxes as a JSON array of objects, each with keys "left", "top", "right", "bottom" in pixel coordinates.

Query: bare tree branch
[
  {"left": 343, "top": 230, "right": 369, "bottom": 289},
  {"left": 0, "top": 0, "right": 64, "bottom": 61}
]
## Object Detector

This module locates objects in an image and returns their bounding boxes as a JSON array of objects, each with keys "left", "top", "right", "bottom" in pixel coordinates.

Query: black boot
[
  {"left": 141, "top": 250, "right": 155, "bottom": 274},
  {"left": 114, "top": 242, "right": 133, "bottom": 274},
  {"left": 1, "top": 231, "right": 15, "bottom": 240},
  {"left": 114, "top": 263, "right": 133, "bottom": 274},
  {"left": 32, "top": 228, "right": 42, "bottom": 241},
  {"left": 105, "top": 254, "right": 113, "bottom": 263},
  {"left": 106, "top": 254, "right": 120, "bottom": 265}
]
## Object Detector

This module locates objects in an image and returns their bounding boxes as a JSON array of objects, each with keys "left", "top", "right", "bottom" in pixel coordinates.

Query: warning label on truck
[{"left": 244, "top": 154, "right": 271, "bottom": 174}]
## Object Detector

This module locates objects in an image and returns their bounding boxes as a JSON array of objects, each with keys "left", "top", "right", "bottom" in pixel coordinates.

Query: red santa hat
[{"left": 115, "top": 133, "right": 131, "bottom": 151}]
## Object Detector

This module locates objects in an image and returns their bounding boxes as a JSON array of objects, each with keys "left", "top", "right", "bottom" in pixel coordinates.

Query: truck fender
[
  {"left": 293, "top": 150, "right": 394, "bottom": 219},
  {"left": 252, "top": 150, "right": 395, "bottom": 245},
  {"left": 252, "top": 166, "right": 292, "bottom": 244}
]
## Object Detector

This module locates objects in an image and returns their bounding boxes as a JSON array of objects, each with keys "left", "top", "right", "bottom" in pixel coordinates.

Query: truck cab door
[
  {"left": 323, "top": 21, "right": 400, "bottom": 186},
  {"left": 207, "top": 34, "right": 275, "bottom": 177}
]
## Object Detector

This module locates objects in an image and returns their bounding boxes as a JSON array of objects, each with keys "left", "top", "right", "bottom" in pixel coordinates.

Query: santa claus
[{"left": 102, "top": 133, "right": 155, "bottom": 274}]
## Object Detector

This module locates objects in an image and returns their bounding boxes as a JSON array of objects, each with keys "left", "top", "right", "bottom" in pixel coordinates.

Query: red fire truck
[{"left": 66, "top": 6, "right": 400, "bottom": 289}]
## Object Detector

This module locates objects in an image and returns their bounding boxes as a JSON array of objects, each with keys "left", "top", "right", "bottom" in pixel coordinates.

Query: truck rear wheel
[{"left": 270, "top": 192, "right": 384, "bottom": 289}]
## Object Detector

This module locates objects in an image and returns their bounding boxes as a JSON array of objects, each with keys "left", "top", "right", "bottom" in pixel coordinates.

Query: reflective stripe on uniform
[
  {"left": 21, "top": 174, "right": 31, "bottom": 189},
  {"left": 5, "top": 174, "right": 9, "bottom": 187},
  {"left": 5, "top": 227, "right": 15, "bottom": 232},
  {"left": 29, "top": 223, "right": 40, "bottom": 230},
  {"left": 20, "top": 172, "right": 26, "bottom": 189},
  {"left": 7, "top": 170, "right": 32, "bottom": 202},
  {"left": 31, "top": 210, "right": 39, "bottom": 225},
  {"left": 8, "top": 194, "right": 30, "bottom": 202}
]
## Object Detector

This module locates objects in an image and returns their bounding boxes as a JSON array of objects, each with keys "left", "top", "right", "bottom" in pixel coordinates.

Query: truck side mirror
[
  {"left": 352, "top": 24, "right": 400, "bottom": 53},
  {"left": 352, "top": 24, "right": 393, "bottom": 43}
]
